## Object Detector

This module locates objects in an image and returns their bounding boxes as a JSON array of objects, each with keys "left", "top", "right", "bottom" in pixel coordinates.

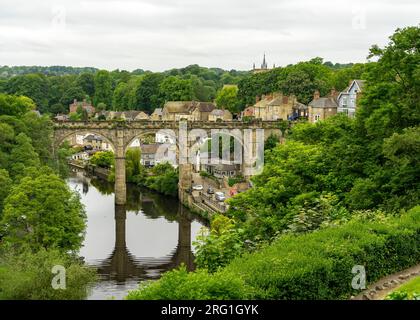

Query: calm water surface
[{"left": 66, "top": 169, "right": 206, "bottom": 300}]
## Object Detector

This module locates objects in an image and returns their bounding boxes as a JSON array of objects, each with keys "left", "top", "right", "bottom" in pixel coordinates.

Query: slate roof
[
  {"left": 83, "top": 134, "right": 103, "bottom": 141},
  {"left": 195, "top": 102, "right": 216, "bottom": 112},
  {"left": 163, "top": 101, "right": 216, "bottom": 114},
  {"left": 294, "top": 102, "right": 308, "bottom": 110},
  {"left": 163, "top": 101, "right": 195, "bottom": 114},
  {"left": 211, "top": 109, "right": 226, "bottom": 116},
  {"left": 309, "top": 97, "right": 338, "bottom": 108},
  {"left": 152, "top": 108, "right": 163, "bottom": 116},
  {"left": 342, "top": 79, "right": 366, "bottom": 94},
  {"left": 140, "top": 144, "right": 160, "bottom": 154}
]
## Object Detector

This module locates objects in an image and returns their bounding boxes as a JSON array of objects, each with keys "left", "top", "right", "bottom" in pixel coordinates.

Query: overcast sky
[{"left": 0, "top": 0, "right": 418, "bottom": 71}]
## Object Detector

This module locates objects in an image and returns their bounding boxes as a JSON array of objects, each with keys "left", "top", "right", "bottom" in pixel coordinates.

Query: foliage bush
[
  {"left": 193, "top": 215, "right": 245, "bottom": 272},
  {"left": 127, "top": 206, "right": 420, "bottom": 300},
  {"left": 0, "top": 247, "right": 96, "bottom": 300},
  {"left": 126, "top": 265, "right": 251, "bottom": 300},
  {"left": 227, "top": 176, "right": 245, "bottom": 187},
  {"left": 89, "top": 150, "right": 114, "bottom": 168},
  {"left": 143, "top": 162, "right": 178, "bottom": 196}
]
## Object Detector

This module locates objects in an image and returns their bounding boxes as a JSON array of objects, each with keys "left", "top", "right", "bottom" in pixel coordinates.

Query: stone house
[
  {"left": 83, "top": 134, "right": 103, "bottom": 150},
  {"left": 191, "top": 102, "right": 215, "bottom": 121},
  {"left": 201, "top": 163, "right": 241, "bottom": 178},
  {"left": 337, "top": 80, "right": 365, "bottom": 117},
  {"left": 162, "top": 101, "right": 216, "bottom": 121},
  {"left": 71, "top": 151, "right": 90, "bottom": 161},
  {"left": 162, "top": 102, "right": 195, "bottom": 121},
  {"left": 138, "top": 144, "right": 158, "bottom": 167},
  {"left": 83, "top": 134, "right": 113, "bottom": 151},
  {"left": 69, "top": 99, "right": 95, "bottom": 115},
  {"left": 241, "top": 106, "right": 255, "bottom": 119},
  {"left": 150, "top": 108, "right": 163, "bottom": 121},
  {"left": 54, "top": 114, "right": 69, "bottom": 121},
  {"left": 241, "top": 93, "right": 306, "bottom": 121},
  {"left": 208, "top": 109, "right": 233, "bottom": 122},
  {"left": 102, "top": 111, "right": 149, "bottom": 121},
  {"left": 137, "top": 143, "right": 177, "bottom": 167},
  {"left": 308, "top": 90, "right": 338, "bottom": 123}
]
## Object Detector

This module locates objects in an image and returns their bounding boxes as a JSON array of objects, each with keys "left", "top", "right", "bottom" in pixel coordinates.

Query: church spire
[{"left": 261, "top": 53, "right": 267, "bottom": 69}]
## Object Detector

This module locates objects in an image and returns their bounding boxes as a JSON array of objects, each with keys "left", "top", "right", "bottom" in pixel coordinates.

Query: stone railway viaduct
[{"left": 53, "top": 120, "right": 283, "bottom": 205}]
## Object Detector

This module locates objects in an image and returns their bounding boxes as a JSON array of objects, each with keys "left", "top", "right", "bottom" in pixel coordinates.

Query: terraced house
[
  {"left": 308, "top": 90, "right": 338, "bottom": 123},
  {"left": 241, "top": 92, "right": 307, "bottom": 121},
  {"left": 161, "top": 101, "right": 216, "bottom": 121}
]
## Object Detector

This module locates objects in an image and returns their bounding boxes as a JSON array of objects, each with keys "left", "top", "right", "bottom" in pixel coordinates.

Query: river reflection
[{"left": 66, "top": 169, "right": 206, "bottom": 300}]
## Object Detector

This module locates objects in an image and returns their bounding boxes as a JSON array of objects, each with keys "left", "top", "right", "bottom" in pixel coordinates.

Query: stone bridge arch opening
[
  {"left": 124, "top": 130, "right": 179, "bottom": 169},
  {"left": 53, "top": 130, "right": 116, "bottom": 154}
]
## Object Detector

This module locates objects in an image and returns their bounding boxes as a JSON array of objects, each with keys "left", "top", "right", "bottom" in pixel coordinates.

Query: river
[{"left": 66, "top": 169, "right": 206, "bottom": 300}]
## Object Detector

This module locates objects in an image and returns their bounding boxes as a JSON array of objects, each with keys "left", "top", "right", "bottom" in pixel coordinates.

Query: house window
[{"left": 314, "top": 114, "right": 320, "bottom": 121}]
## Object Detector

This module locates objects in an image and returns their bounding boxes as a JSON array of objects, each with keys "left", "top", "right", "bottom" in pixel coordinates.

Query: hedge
[{"left": 126, "top": 206, "right": 420, "bottom": 300}]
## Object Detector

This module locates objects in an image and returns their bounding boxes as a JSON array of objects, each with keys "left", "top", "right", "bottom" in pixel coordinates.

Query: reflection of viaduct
[
  {"left": 53, "top": 120, "right": 282, "bottom": 205},
  {"left": 96, "top": 204, "right": 195, "bottom": 283}
]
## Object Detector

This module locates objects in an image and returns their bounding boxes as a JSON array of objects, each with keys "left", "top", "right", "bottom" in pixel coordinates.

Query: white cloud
[{"left": 0, "top": 0, "right": 418, "bottom": 71}]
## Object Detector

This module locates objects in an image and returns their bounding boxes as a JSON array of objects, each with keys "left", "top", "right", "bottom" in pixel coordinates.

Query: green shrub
[
  {"left": 127, "top": 206, "right": 420, "bottom": 300},
  {"left": 126, "top": 265, "right": 251, "bottom": 300},
  {"left": 0, "top": 248, "right": 96, "bottom": 300},
  {"left": 228, "top": 176, "right": 245, "bottom": 187},
  {"left": 193, "top": 215, "right": 245, "bottom": 272}
]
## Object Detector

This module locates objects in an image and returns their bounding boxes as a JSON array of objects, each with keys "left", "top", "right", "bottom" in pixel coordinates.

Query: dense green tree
[
  {"left": 158, "top": 76, "right": 194, "bottom": 103},
  {"left": 112, "top": 82, "right": 129, "bottom": 111},
  {"left": 21, "top": 112, "right": 53, "bottom": 164},
  {"left": 0, "top": 171, "right": 86, "bottom": 251},
  {"left": 60, "top": 85, "right": 86, "bottom": 108},
  {"left": 93, "top": 70, "right": 113, "bottom": 107},
  {"left": 47, "top": 75, "right": 76, "bottom": 108},
  {"left": 9, "top": 133, "right": 41, "bottom": 178},
  {"left": 135, "top": 73, "right": 165, "bottom": 112},
  {"left": 126, "top": 148, "right": 145, "bottom": 184},
  {"left": 0, "top": 94, "right": 36, "bottom": 116},
  {"left": 49, "top": 103, "right": 66, "bottom": 115},
  {"left": 357, "top": 26, "right": 420, "bottom": 145},
  {"left": 215, "top": 85, "right": 239, "bottom": 113},
  {"left": 0, "top": 123, "right": 15, "bottom": 165},
  {"left": 90, "top": 151, "right": 114, "bottom": 168},
  {"left": 0, "top": 169, "right": 12, "bottom": 213},
  {"left": 5, "top": 74, "right": 49, "bottom": 112},
  {"left": 332, "top": 63, "right": 368, "bottom": 91},
  {"left": 76, "top": 73, "right": 95, "bottom": 97}
]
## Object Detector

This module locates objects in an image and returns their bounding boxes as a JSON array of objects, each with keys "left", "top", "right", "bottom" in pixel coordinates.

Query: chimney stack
[
  {"left": 314, "top": 90, "right": 320, "bottom": 100},
  {"left": 330, "top": 88, "right": 338, "bottom": 99}
]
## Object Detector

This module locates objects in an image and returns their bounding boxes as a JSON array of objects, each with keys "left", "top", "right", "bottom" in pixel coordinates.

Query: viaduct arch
[{"left": 53, "top": 120, "right": 283, "bottom": 205}]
